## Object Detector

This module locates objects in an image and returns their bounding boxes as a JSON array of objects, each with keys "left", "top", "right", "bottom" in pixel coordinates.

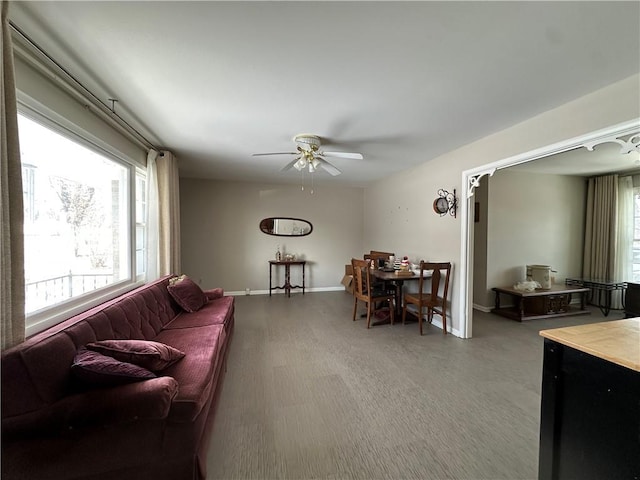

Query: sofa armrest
[
  {"left": 65, "top": 376, "right": 179, "bottom": 427},
  {"left": 204, "top": 288, "right": 224, "bottom": 301},
  {"left": 3, "top": 376, "right": 179, "bottom": 438}
]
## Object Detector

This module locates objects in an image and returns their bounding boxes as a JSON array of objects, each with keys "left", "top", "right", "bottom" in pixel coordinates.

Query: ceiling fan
[{"left": 252, "top": 134, "right": 364, "bottom": 176}]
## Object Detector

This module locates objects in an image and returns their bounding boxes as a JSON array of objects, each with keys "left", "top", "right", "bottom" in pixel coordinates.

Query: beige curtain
[
  {"left": 583, "top": 174, "right": 618, "bottom": 281},
  {"left": 156, "top": 150, "right": 181, "bottom": 275},
  {"left": 1, "top": 0, "right": 25, "bottom": 349},
  {"left": 145, "top": 149, "right": 160, "bottom": 280},
  {"left": 613, "top": 175, "right": 634, "bottom": 308}
]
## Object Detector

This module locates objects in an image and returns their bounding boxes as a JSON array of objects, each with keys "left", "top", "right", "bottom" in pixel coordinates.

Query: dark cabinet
[
  {"left": 624, "top": 281, "right": 640, "bottom": 318},
  {"left": 538, "top": 321, "right": 640, "bottom": 480}
]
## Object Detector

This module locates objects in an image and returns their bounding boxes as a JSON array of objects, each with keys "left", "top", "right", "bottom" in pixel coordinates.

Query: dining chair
[
  {"left": 364, "top": 251, "right": 393, "bottom": 268},
  {"left": 351, "top": 258, "right": 396, "bottom": 328},
  {"left": 363, "top": 251, "right": 396, "bottom": 305},
  {"left": 369, "top": 250, "right": 394, "bottom": 259},
  {"left": 402, "top": 261, "right": 452, "bottom": 335}
]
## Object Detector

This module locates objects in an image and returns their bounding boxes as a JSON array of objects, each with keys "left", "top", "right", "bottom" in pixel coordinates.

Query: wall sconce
[{"left": 433, "top": 189, "right": 457, "bottom": 217}]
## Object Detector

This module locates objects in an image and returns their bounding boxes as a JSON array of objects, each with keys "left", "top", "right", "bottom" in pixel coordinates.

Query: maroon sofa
[{"left": 1, "top": 275, "right": 234, "bottom": 480}]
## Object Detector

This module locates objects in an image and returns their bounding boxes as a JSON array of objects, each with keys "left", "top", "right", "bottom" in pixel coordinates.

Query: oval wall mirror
[{"left": 259, "top": 217, "right": 313, "bottom": 237}]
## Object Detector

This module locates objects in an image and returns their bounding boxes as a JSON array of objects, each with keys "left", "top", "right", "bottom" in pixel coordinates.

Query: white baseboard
[
  {"left": 227, "top": 286, "right": 346, "bottom": 296},
  {"left": 473, "top": 303, "right": 493, "bottom": 313},
  {"left": 428, "top": 316, "right": 461, "bottom": 337}
]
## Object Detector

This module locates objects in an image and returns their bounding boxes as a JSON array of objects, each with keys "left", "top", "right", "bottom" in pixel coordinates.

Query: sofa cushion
[
  {"left": 153, "top": 325, "right": 224, "bottom": 422},
  {"left": 164, "top": 296, "right": 234, "bottom": 329},
  {"left": 167, "top": 275, "right": 208, "bottom": 312},
  {"left": 71, "top": 348, "right": 156, "bottom": 387},
  {"left": 86, "top": 340, "right": 185, "bottom": 372}
]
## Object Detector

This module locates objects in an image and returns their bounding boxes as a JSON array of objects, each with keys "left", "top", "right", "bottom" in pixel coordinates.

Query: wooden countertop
[{"left": 540, "top": 318, "right": 640, "bottom": 372}]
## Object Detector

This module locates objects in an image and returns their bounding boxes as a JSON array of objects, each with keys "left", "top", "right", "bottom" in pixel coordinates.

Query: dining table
[{"left": 370, "top": 268, "right": 431, "bottom": 319}]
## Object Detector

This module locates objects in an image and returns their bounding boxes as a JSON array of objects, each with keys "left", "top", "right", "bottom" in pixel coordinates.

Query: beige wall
[
  {"left": 363, "top": 73, "right": 640, "bottom": 336},
  {"left": 479, "top": 170, "right": 586, "bottom": 308},
  {"left": 180, "top": 179, "right": 364, "bottom": 293}
]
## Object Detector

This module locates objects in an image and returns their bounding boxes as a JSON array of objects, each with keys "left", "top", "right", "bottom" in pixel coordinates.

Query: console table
[
  {"left": 269, "top": 260, "right": 306, "bottom": 297},
  {"left": 492, "top": 285, "right": 590, "bottom": 321},
  {"left": 564, "top": 277, "right": 626, "bottom": 316}
]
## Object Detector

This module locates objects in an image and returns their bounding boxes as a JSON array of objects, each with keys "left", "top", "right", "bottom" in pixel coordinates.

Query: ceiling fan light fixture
[{"left": 294, "top": 158, "right": 306, "bottom": 171}]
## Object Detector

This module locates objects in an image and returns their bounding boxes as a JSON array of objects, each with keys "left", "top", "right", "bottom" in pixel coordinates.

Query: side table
[
  {"left": 564, "top": 278, "right": 626, "bottom": 316},
  {"left": 269, "top": 260, "right": 306, "bottom": 297}
]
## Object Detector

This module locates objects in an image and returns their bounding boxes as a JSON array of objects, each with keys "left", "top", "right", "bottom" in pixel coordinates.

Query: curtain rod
[{"left": 9, "top": 20, "right": 162, "bottom": 153}]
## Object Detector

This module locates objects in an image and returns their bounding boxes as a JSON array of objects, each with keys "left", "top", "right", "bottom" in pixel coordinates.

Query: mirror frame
[{"left": 259, "top": 217, "right": 313, "bottom": 237}]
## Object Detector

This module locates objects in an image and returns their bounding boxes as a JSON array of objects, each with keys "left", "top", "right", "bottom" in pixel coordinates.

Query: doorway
[{"left": 459, "top": 119, "right": 640, "bottom": 338}]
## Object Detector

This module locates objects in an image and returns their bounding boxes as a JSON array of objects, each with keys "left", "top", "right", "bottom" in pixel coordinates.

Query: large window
[{"left": 18, "top": 113, "right": 145, "bottom": 325}]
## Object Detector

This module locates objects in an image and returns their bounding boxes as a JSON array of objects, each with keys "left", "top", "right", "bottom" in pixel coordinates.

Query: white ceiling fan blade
[
  {"left": 317, "top": 157, "right": 342, "bottom": 176},
  {"left": 281, "top": 157, "right": 301, "bottom": 172},
  {"left": 320, "top": 151, "right": 364, "bottom": 160},
  {"left": 252, "top": 152, "right": 298, "bottom": 156}
]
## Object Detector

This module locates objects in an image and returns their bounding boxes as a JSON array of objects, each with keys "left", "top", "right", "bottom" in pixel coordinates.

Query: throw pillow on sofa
[
  {"left": 87, "top": 339, "right": 185, "bottom": 371},
  {"left": 167, "top": 274, "right": 208, "bottom": 312},
  {"left": 71, "top": 348, "right": 156, "bottom": 387}
]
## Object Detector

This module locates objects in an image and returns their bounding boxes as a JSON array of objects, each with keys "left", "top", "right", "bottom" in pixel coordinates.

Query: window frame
[
  {"left": 135, "top": 170, "right": 147, "bottom": 281},
  {"left": 17, "top": 102, "right": 147, "bottom": 337},
  {"left": 633, "top": 186, "right": 640, "bottom": 283}
]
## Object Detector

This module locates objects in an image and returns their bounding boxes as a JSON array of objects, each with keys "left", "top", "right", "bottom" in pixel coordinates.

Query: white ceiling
[{"left": 8, "top": 1, "right": 640, "bottom": 186}]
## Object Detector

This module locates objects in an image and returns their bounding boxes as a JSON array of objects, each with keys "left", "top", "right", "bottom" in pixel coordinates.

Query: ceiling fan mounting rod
[{"left": 294, "top": 134, "right": 321, "bottom": 151}]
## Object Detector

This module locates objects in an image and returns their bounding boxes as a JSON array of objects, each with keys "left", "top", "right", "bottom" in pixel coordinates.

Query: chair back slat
[{"left": 430, "top": 267, "right": 441, "bottom": 297}]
